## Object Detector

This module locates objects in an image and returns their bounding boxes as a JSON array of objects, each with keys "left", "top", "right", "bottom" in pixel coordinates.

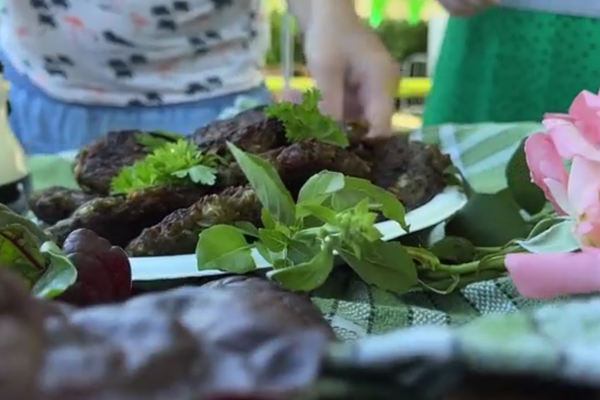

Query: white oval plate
[{"left": 130, "top": 185, "right": 468, "bottom": 281}]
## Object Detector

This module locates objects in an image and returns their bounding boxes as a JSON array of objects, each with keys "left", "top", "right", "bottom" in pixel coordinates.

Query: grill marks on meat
[
  {"left": 45, "top": 185, "right": 211, "bottom": 248},
  {"left": 28, "top": 187, "right": 96, "bottom": 225},
  {"left": 74, "top": 130, "right": 150, "bottom": 195},
  {"left": 127, "top": 186, "right": 261, "bottom": 256},
  {"left": 190, "top": 107, "right": 287, "bottom": 154}
]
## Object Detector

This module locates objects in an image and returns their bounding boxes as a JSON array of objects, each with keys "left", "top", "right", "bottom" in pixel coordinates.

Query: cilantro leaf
[
  {"left": 265, "top": 89, "right": 350, "bottom": 148},
  {"left": 110, "top": 140, "right": 223, "bottom": 194}
]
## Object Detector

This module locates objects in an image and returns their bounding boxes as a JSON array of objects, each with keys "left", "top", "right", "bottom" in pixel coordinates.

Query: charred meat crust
[
  {"left": 126, "top": 186, "right": 262, "bottom": 257},
  {"left": 74, "top": 130, "right": 150, "bottom": 195},
  {"left": 45, "top": 185, "right": 212, "bottom": 248},
  {"left": 190, "top": 107, "right": 287, "bottom": 154},
  {"left": 28, "top": 187, "right": 96, "bottom": 225}
]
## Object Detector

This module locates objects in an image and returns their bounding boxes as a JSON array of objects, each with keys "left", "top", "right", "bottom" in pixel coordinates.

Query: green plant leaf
[
  {"left": 172, "top": 165, "right": 217, "bottom": 185},
  {"left": 258, "top": 228, "right": 289, "bottom": 252},
  {"left": 31, "top": 242, "right": 78, "bottom": 299},
  {"left": 297, "top": 171, "right": 345, "bottom": 204},
  {"left": 446, "top": 189, "right": 530, "bottom": 247},
  {"left": 196, "top": 225, "right": 256, "bottom": 273},
  {"left": 0, "top": 224, "right": 48, "bottom": 285},
  {"left": 332, "top": 176, "right": 408, "bottom": 229},
  {"left": 233, "top": 221, "right": 259, "bottom": 237},
  {"left": 227, "top": 142, "right": 296, "bottom": 226},
  {"left": 0, "top": 204, "right": 51, "bottom": 241},
  {"left": 339, "top": 241, "right": 418, "bottom": 294},
  {"left": 267, "top": 247, "right": 334, "bottom": 291},
  {"left": 296, "top": 204, "right": 339, "bottom": 225},
  {"left": 505, "top": 139, "right": 546, "bottom": 215},
  {"left": 286, "top": 238, "right": 319, "bottom": 265},
  {"left": 135, "top": 131, "right": 184, "bottom": 149},
  {"left": 430, "top": 236, "right": 476, "bottom": 264},
  {"left": 265, "top": 89, "right": 349, "bottom": 148},
  {"left": 419, "top": 275, "right": 461, "bottom": 295},
  {"left": 515, "top": 220, "right": 580, "bottom": 254},
  {"left": 526, "top": 217, "right": 568, "bottom": 239}
]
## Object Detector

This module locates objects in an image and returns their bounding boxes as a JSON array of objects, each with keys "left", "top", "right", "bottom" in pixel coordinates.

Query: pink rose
[
  {"left": 505, "top": 249, "right": 600, "bottom": 299},
  {"left": 523, "top": 132, "right": 569, "bottom": 215},
  {"left": 543, "top": 90, "right": 600, "bottom": 161}
]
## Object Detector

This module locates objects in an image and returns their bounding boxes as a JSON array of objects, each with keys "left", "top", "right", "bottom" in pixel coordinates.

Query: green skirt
[{"left": 423, "top": 8, "right": 600, "bottom": 126}]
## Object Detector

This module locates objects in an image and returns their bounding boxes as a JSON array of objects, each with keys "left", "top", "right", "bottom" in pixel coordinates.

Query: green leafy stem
[{"left": 196, "top": 143, "right": 516, "bottom": 295}]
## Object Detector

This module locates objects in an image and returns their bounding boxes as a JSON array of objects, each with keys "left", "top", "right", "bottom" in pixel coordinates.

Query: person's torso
[{"left": 0, "top": 0, "right": 270, "bottom": 106}]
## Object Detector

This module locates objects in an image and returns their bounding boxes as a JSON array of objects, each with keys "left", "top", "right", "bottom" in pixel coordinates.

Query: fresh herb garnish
[
  {"left": 0, "top": 204, "right": 77, "bottom": 299},
  {"left": 135, "top": 131, "right": 186, "bottom": 150},
  {"left": 265, "top": 89, "right": 350, "bottom": 148},
  {"left": 196, "top": 143, "right": 417, "bottom": 293},
  {"left": 110, "top": 140, "right": 225, "bottom": 194}
]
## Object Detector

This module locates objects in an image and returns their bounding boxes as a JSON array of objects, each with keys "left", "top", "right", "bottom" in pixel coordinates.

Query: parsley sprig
[
  {"left": 110, "top": 140, "right": 225, "bottom": 195},
  {"left": 265, "top": 89, "right": 350, "bottom": 148}
]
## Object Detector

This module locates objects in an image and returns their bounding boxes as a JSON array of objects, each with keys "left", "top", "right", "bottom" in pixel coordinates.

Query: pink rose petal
[
  {"left": 506, "top": 249, "right": 600, "bottom": 299},
  {"left": 524, "top": 132, "right": 569, "bottom": 214}
]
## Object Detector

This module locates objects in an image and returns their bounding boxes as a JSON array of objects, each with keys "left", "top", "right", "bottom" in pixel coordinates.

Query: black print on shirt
[
  {"left": 127, "top": 99, "right": 145, "bottom": 107},
  {"left": 205, "top": 30, "right": 220, "bottom": 40},
  {"left": 172, "top": 1, "right": 189, "bottom": 12},
  {"left": 157, "top": 19, "right": 177, "bottom": 31},
  {"left": 151, "top": 5, "right": 170, "bottom": 16},
  {"left": 30, "top": 0, "right": 49, "bottom": 9},
  {"left": 211, "top": 0, "right": 233, "bottom": 10},
  {"left": 205, "top": 76, "right": 222, "bottom": 88},
  {"left": 145, "top": 92, "right": 163, "bottom": 104},
  {"left": 38, "top": 14, "right": 56, "bottom": 28},
  {"left": 107, "top": 59, "right": 133, "bottom": 78},
  {"left": 130, "top": 54, "right": 148, "bottom": 65},
  {"left": 43, "top": 55, "right": 72, "bottom": 78},
  {"left": 185, "top": 82, "right": 210, "bottom": 95},
  {"left": 102, "top": 30, "right": 135, "bottom": 47},
  {"left": 50, "top": 0, "right": 70, "bottom": 8}
]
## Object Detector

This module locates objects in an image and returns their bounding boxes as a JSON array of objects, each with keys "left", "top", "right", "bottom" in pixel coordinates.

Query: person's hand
[
  {"left": 301, "top": 4, "right": 399, "bottom": 141},
  {"left": 438, "top": 0, "right": 499, "bottom": 16}
]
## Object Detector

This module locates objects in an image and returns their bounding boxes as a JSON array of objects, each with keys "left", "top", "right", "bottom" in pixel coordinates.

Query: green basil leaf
[
  {"left": 286, "top": 238, "right": 319, "bottom": 265},
  {"left": 296, "top": 204, "right": 339, "bottom": 225},
  {"left": 196, "top": 225, "right": 255, "bottom": 273},
  {"left": 505, "top": 139, "right": 546, "bottom": 215},
  {"left": 227, "top": 142, "right": 296, "bottom": 226},
  {"left": 515, "top": 220, "right": 580, "bottom": 254},
  {"left": 332, "top": 177, "right": 408, "bottom": 229},
  {"left": 339, "top": 241, "right": 418, "bottom": 294},
  {"left": 258, "top": 228, "right": 289, "bottom": 252},
  {"left": 297, "top": 171, "right": 345, "bottom": 204},
  {"left": 446, "top": 189, "right": 529, "bottom": 246},
  {"left": 233, "top": 221, "right": 259, "bottom": 237},
  {"left": 430, "top": 236, "right": 476, "bottom": 264},
  {"left": 31, "top": 241, "right": 78, "bottom": 299},
  {"left": 267, "top": 247, "right": 334, "bottom": 291}
]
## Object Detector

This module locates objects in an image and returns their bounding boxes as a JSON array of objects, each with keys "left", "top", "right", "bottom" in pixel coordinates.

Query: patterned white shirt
[{"left": 0, "top": 0, "right": 270, "bottom": 106}]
